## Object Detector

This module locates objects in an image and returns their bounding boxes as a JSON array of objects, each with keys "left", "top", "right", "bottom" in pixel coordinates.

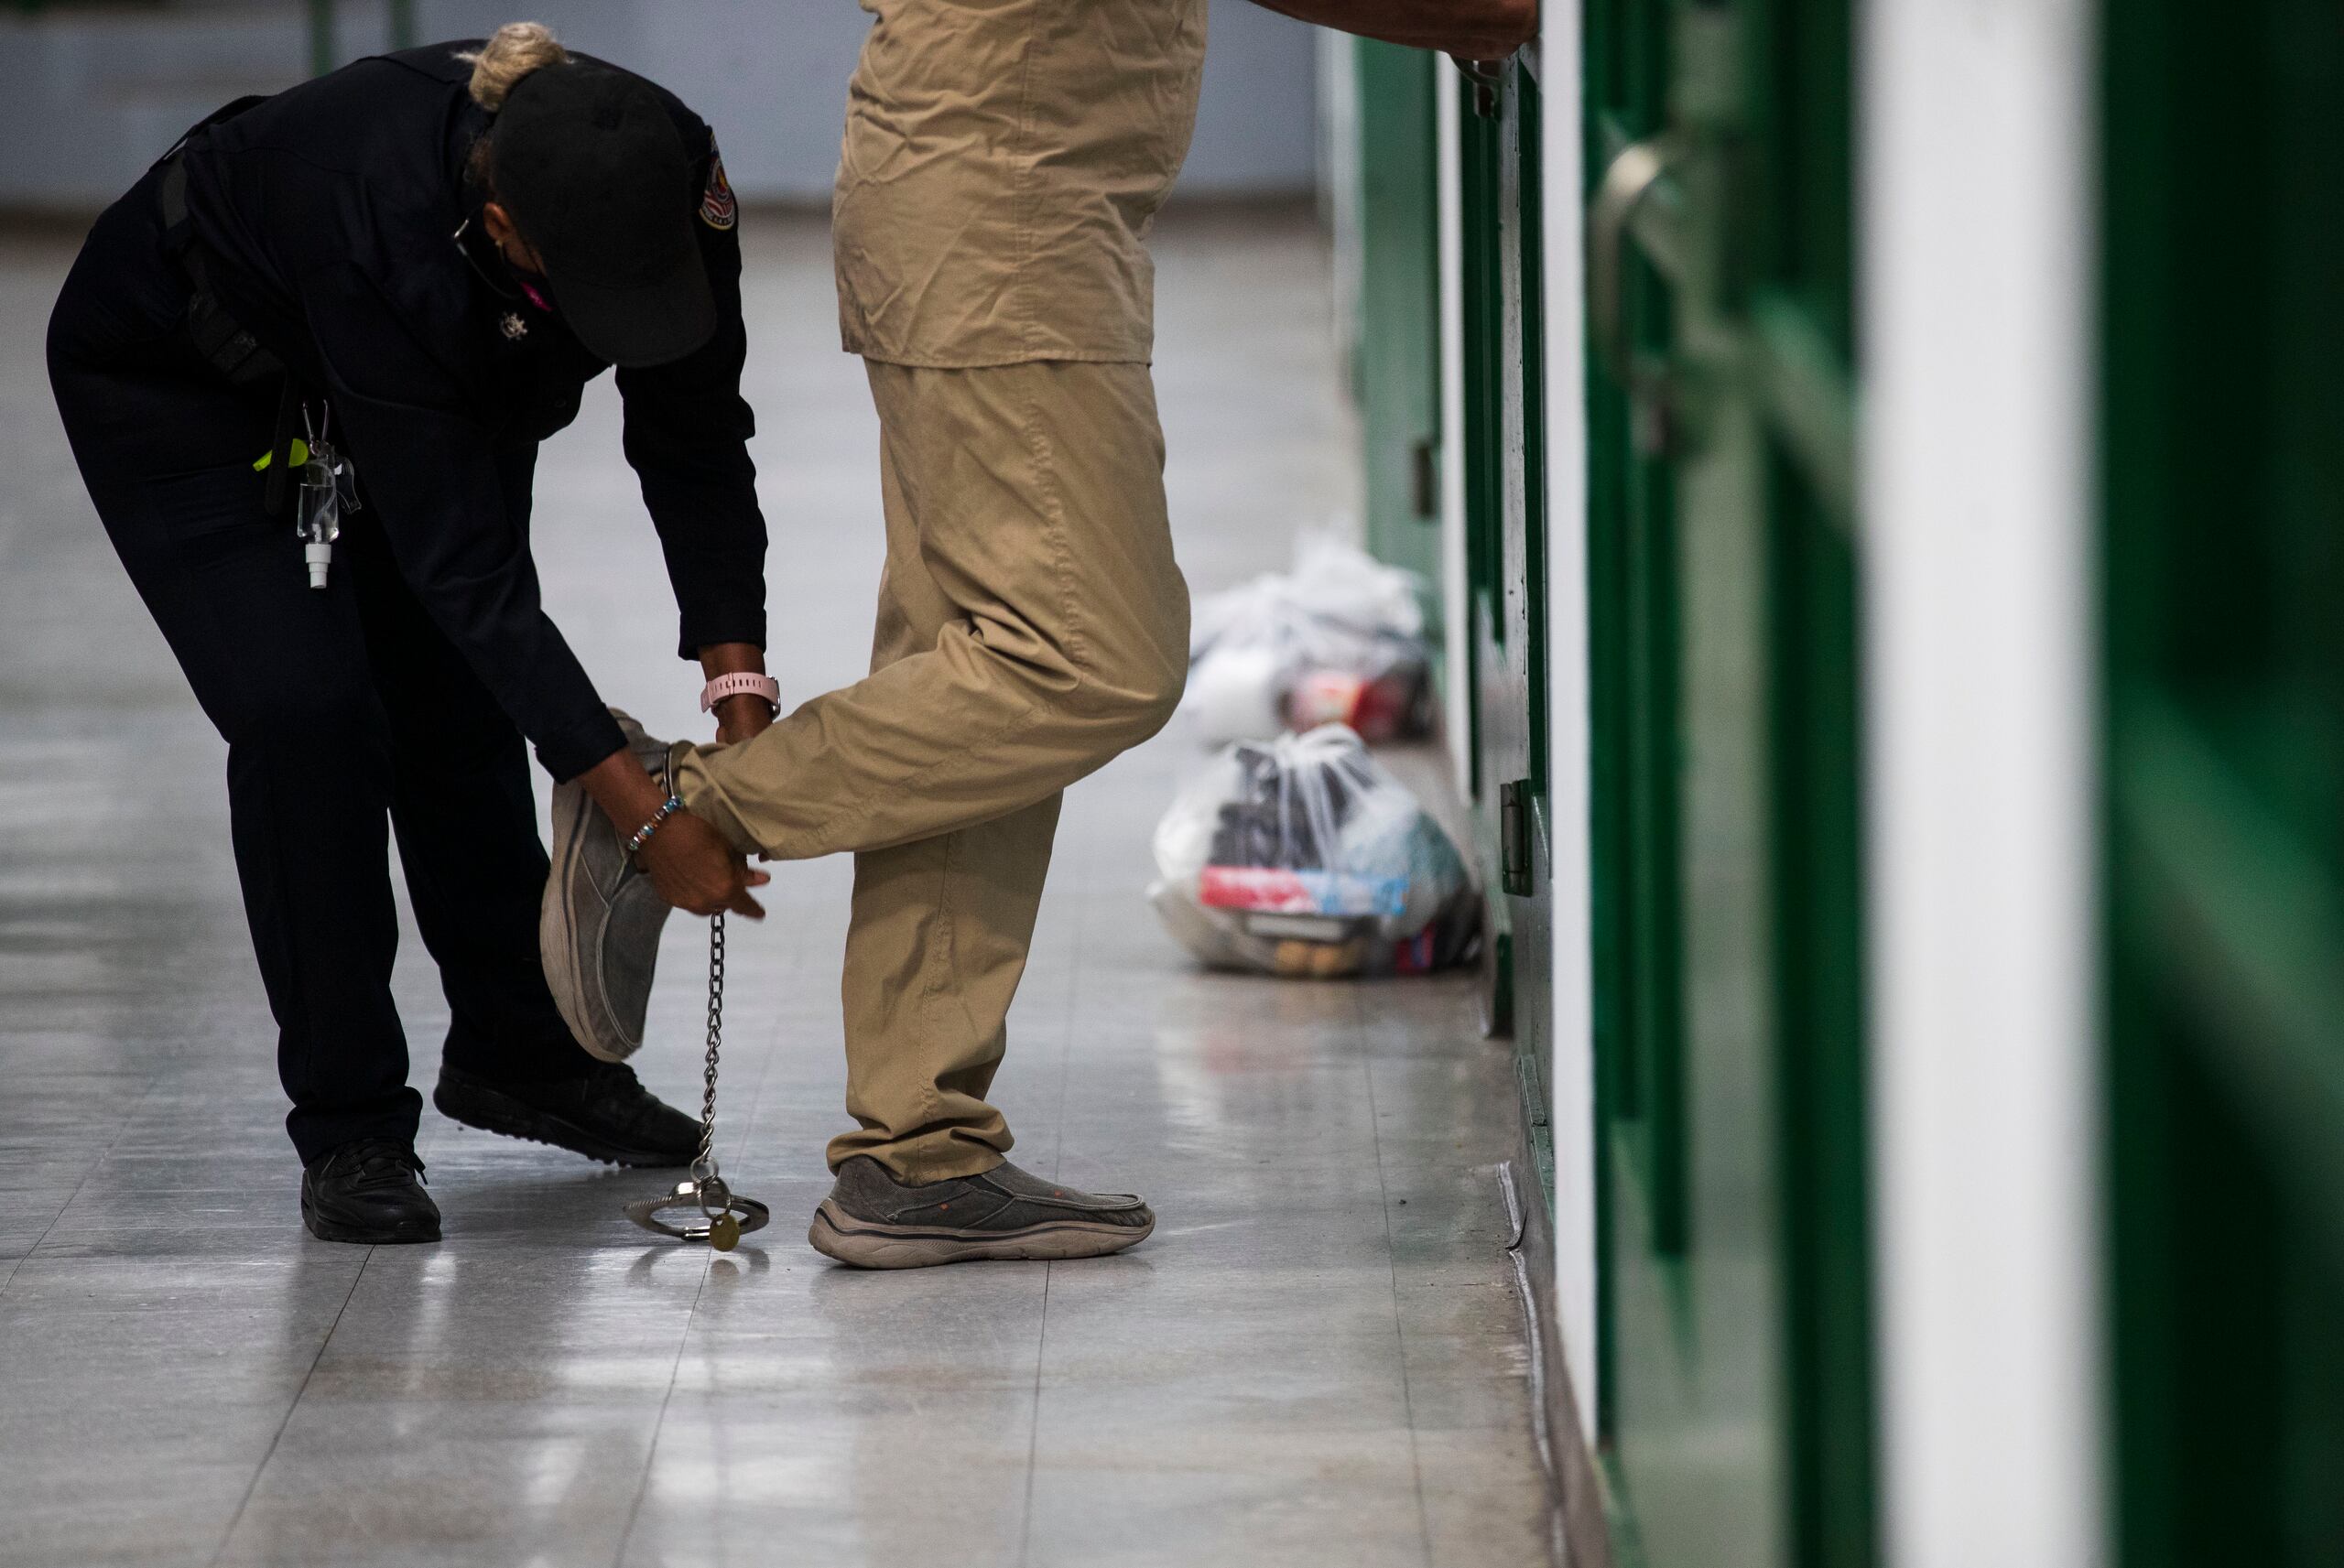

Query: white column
[
  {"left": 1861, "top": 2, "right": 2103, "bottom": 1564},
  {"left": 1436, "top": 64, "right": 1472, "bottom": 798},
  {"left": 1534, "top": 7, "right": 1599, "bottom": 1439}
]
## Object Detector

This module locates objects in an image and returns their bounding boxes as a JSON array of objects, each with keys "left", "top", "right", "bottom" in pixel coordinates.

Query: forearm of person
[
  {"left": 1246, "top": 0, "right": 1535, "bottom": 58},
  {"left": 578, "top": 739, "right": 768, "bottom": 918},
  {"left": 579, "top": 743, "right": 672, "bottom": 834},
  {"left": 617, "top": 200, "right": 770, "bottom": 726},
  {"left": 698, "top": 640, "right": 773, "bottom": 742}
]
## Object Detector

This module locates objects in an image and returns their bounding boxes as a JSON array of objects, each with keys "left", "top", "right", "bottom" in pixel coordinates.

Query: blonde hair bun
[{"left": 457, "top": 22, "right": 570, "bottom": 111}]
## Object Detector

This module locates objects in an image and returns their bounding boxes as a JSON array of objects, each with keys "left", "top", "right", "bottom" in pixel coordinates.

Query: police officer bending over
[{"left": 47, "top": 25, "right": 769, "bottom": 1245}]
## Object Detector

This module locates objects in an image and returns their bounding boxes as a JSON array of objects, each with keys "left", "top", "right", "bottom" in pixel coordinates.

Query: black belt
[{"left": 157, "top": 156, "right": 283, "bottom": 392}]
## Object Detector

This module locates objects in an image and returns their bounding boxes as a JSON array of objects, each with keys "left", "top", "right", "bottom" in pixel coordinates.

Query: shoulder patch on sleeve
[{"left": 699, "top": 146, "right": 737, "bottom": 232}]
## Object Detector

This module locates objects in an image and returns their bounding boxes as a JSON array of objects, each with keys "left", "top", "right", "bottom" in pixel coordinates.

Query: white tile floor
[{"left": 0, "top": 208, "right": 1556, "bottom": 1567}]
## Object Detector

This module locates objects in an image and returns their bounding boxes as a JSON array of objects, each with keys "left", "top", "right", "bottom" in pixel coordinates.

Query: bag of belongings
[
  {"left": 1149, "top": 725, "right": 1479, "bottom": 978},
  {"left": 1180, "top": 533, "right": 1434, "bottom": 745}
]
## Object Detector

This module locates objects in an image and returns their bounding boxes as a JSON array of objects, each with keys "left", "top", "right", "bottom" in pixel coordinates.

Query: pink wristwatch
[{"left": 700, "top": 671, "right": 780, "bottom": 715}]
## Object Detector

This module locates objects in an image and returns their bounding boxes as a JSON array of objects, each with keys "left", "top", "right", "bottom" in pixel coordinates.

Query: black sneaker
[
  {"left": 301, "top": 1138, "right": 440, "bottom": 1245},
  {"left": 433, "top": 1061, "right": 700, "bottom": 1167},
  {"left": 808, "top": 1156, "right": 1155, "bottom": 1270}
]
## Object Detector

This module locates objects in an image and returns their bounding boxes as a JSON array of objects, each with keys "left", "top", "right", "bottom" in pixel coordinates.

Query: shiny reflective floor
[{"left": 0, "top": 209, "right": 1555, "bottom": 1567}]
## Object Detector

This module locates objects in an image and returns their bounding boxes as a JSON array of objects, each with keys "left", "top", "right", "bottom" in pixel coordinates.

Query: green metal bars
[
  {"left": 1359, "top": 2, "right": 1873, "bottom": 1557},
  {"left": 2102, "top": 0, "right": 2344, "bottom": 1561},
  {"left": 1581, "top": 0, "right": 1870, "bottom": 1563},
  {"left": 1351, "top": 43, "right": 1444, "bottom": 605},
  {"left": 1458, "top": 58, "right": 1557, "bottom": 1199}
]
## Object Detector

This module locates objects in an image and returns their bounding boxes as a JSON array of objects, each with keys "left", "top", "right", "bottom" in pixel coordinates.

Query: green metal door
[
  {"left": 1582, "top": 0, "right": 1869, "bottom": 1563},
  {"left": 1353, "top": 42, "right": 1445, "bottom": 600},
  {"left": 2101, "top": 1, "right": 2344, "bottom": 1562},
  {"left": 1459, "top": 56, "right": 1556, "bottom": 1203}
]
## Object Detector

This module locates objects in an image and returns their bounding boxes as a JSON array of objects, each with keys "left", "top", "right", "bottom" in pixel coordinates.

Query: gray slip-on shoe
[
  {"left": 808, "top": 1155, "right": 1156, "bottom": 1269},
  {"left": 540, "top": 708, "right": 676, "bottom": 1064}
]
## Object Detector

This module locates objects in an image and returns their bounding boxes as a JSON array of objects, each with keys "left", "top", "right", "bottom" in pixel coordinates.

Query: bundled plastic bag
[
  {"left": 1182, "top": 533, "right": 1434, "bottom": 744},
  {"left": 1150, "top": 725, "right": 1479, "bottom": 978}
]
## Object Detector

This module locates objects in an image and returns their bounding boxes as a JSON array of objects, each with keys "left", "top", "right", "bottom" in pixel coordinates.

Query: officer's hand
[{"left": 639, "top": 811, "right": 768, "bottom": 919}]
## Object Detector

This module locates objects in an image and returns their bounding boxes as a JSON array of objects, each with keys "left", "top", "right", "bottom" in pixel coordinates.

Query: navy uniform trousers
[{"left": 47, "top": 164, "right": 591, "bottom": 1164}]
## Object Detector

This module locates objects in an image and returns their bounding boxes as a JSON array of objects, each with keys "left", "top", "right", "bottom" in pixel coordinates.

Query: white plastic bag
[
  {"left": 1182, "top": 533, "right": 1434, "bottom": 744},
  {"left": 1149, "top": 725, "right": 1478, "bottom": 978}
]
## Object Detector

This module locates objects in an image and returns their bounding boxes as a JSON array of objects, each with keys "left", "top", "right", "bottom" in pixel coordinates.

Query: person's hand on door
[{"left": 1246, "top": 0, "right": 1536, "bottom": 61}]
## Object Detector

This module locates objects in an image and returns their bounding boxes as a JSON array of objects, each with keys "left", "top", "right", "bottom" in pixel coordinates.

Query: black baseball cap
[{"left": 492, "top": 61, "right": 714, "bottom": 367}]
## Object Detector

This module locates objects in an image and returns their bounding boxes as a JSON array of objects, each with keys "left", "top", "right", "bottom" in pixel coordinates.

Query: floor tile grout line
[
  {"left": 611, "top": 1252, "right": 716, "bottom": 1568},
  {"left": 1016, "top": 1260, "right": 1054, "bottom": 1568},
  {"left": 609, "top": 914, "right": 777, "bottom": 1567},
  {"left": 1364, "top": 1058, "right": 1438, "bottom": 1568},
  {"left": 1018, "top": 816, "right": 1086, "bottom": 1567},
  {"left": 206, "top": 1244, "right": 374, "bottom": 1568},
  {"left": 0, "top": 1071, "right": 167, "bottom": 1299}
]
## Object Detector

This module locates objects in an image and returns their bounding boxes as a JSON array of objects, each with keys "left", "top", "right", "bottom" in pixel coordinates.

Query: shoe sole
[
  {"left": 807, "top": 1199, "right": 1155, "bottom": 1270},
  {"left": 432, "top": 1079, "right": 691, "bottom": 1169},
  {"left": 540, "top": 777, "right": 634, "bottom": 1065},
  {"left": 300, "top": 1193, "right": 440, "bottom": 1245}
]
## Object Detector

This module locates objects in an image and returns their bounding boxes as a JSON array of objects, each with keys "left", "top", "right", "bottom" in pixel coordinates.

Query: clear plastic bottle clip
[{"left": 294, "top": 406, "right": 360, "bottom": 589}]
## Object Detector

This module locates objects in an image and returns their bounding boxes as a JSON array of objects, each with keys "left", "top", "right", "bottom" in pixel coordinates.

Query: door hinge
[
  {"left": 1499, "top": 778, "right": 1533, "bottom": 896},
  {"left": 1458, "top": 57, "right": 1504, "bottom": 119},
  {"left": 1410, "top": 438, "right": 1438, "bottom": 519}
]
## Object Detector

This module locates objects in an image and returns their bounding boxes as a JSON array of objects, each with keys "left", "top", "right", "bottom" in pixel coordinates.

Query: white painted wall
[
  {"left": 1530, "top": 11, "right": 1598, "bottom": 1444},
  {"left": 1435, "top": 66, "right": 1470, "bottom": 801},
  {"left": 1861, "top": 2, "right": 2103, "bottom": 1565},
  {"left": 1319, "top": 27, "right": 1362, "bottom": 397},
  {"left": 0, "top": 0, "right": 1318, "bottom": 211},
  {"left": 1430, "top": 25, "right": 1595, "bottom": 1444}
]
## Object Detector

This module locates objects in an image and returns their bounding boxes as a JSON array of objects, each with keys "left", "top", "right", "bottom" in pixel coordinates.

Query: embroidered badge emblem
[
  {"left": 699, "top": 149, "right": 738, "bottom": 232},
  {"left": 500, "top": 311, "right": 528, "bottom": 341}
]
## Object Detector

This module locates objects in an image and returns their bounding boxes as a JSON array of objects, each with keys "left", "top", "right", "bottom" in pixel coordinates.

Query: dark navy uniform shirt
[{"left": 177, "top": 42, "right": 765, "bottom": 782}]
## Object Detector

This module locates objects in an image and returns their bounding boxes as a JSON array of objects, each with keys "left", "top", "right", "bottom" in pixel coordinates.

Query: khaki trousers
[{"left": 673, "top": 358, "right": 1188, "bottom": 1180}]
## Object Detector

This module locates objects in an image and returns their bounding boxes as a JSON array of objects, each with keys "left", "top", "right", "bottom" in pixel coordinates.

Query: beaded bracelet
[{"left": 625, "top": 795, "right": 686, "bottom": 858}]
